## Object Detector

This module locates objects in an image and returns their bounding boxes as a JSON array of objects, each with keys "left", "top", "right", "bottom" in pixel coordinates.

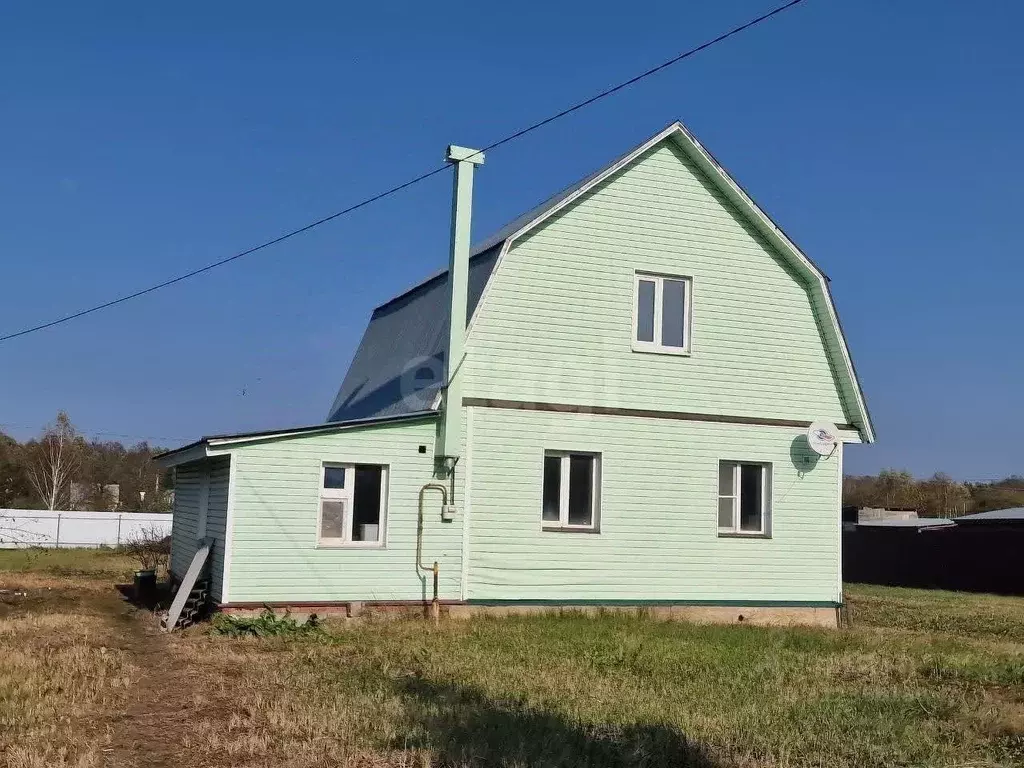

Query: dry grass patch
[
  {"left": 0, "top": 548, "right": 141, "bottom": 767},
  {"left": 0, "top": 609, "right": 137, "bottom": 767}
]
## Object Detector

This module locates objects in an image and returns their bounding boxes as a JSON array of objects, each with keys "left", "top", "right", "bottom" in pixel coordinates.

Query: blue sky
[{"left": 0, "top": 1, "right": 1021, "bottom": 480}]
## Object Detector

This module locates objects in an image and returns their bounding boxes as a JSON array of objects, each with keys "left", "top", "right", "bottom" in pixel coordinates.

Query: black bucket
[{"left": 134, "top": 569, "right": 157, "bottom": 605}]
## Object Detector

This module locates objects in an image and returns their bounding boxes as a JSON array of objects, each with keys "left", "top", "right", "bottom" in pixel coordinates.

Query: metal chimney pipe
[{"left": 439, "top": 145, "right": 484, "bottom": 460}]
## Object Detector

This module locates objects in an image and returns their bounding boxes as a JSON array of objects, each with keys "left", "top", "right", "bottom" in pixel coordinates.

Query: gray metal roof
[
  {"left": 325, "top": 130, "right": 665, "bottom": 424},
  {"left": 468, "top": 142, "right": 642, "bottom": 256},
  {"left": 324, "top": 120, "right": 871, "bottom": 434},
  {"left": 326, "top": 245, "right": 500, "bottom": 422},
  {"left": 857, "top": 518, "right": 956, "bottom": 529},
  {"left": 954, "top": 507, "right": 1024, "bottom": 523}
]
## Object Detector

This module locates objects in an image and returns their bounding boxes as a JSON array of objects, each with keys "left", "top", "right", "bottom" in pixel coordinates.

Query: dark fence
[{"left": 843, "top": 525, "right": 1024, "bottom": 595}]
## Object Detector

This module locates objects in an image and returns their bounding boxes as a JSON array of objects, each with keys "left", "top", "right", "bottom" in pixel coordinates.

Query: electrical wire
[
  {"left": 0, "top": 0, "right": 808, "bottom": 344},
  {"left": 0, "top": 422, "right": 191, "bottom": 443},
  {"left": 0, "top": 166, "right": 449, "bottom": 343}
]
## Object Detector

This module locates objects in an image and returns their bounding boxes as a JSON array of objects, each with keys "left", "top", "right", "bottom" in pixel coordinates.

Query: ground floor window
[
  {"left": 718, "top": 461, "right": 771, "bottom": 536},
  {"left": 318, "top": 463, "right": 387, "bottom": 546},
  {"left": 542, "top": 451, "right": 601, "bottom": 530}
]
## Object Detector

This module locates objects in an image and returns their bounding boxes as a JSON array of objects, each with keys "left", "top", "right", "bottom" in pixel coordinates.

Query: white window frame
[
  {"left": 317, "top": 462, "right": 389, "bottom": 548},
  {"left": 632, "top": 271, "right": 693, "bottom": 355},
  {"left": 541, "top": 451, "right": 601, "bottom": 532},
  {"left": 717, "top": 460, "right": 772, "bottom": 537}
]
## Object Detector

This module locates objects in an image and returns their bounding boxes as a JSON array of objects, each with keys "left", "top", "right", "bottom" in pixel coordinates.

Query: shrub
[
  {"left": 211, "top": 608, "right": 323, "bottom": 638},
  {"left": 123, "top": 524, "right": 171, "bottom": 573}
]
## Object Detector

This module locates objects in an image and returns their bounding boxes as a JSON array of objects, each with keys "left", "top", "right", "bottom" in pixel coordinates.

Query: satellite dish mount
[{"left": 807, "top": 421, "right": 839, "bottom": 458}]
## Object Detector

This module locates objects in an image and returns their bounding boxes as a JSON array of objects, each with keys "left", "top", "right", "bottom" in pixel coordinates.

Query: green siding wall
[
  {"left": 225, "top": 418, "right": 462, "bottom": 603},
  {"left": 216, "top": 134, "right": 858, "bottom": 606},
  {"left": 206, "top": 457, "right": 230, "bottom": 602},
  {"left": 169, "top": 456, "right": 230, "bottom": 602},
  {"left": 464, "top": 140, "right": 852, "bottom": 426},
  {"left": 466, "top": 407, "right": 841, "bottom": 603},
  {"left": 169, "top": 463, "right": 200, "bottom": 579}
]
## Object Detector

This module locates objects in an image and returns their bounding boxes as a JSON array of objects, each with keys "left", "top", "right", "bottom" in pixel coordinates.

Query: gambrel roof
[
  {"left": 325, "top": 243, "right": 500, "bottom": 422},
  {"left": 327, "top": 121, "right": 875, "bottom": 442}
]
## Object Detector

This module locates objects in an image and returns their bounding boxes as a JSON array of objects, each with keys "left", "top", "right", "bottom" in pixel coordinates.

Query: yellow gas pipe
[{"left": 417, "top": 483, "right": 448, "bottom": 623}]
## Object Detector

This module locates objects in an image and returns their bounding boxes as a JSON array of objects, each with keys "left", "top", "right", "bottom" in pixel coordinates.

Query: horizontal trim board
[
  {"left": 467, "top": 599, "right": 841, "bottom": 608},
  {"left": 463, "top": 397, "right": 857, "bottom": 432},
  {"left": 219, "top": 600, "right": 465, "bottom": 609},
  {"left": 218, "top": 599, "right": 840, "bottom": 609}
]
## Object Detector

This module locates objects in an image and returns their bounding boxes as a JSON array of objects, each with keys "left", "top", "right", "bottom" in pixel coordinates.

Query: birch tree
[{"left": 26, "top": 411, "right": 80, "bottom": 511}]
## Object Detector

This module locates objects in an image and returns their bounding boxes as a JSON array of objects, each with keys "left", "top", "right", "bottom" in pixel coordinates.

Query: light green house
[{"left": 156, "top": 122, "right": 873, "bottom": 626}]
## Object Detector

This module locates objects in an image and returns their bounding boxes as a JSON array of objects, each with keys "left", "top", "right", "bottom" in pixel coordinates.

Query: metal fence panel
[{"left": 0, "top": 509, "right": 172, "bottom": 548}]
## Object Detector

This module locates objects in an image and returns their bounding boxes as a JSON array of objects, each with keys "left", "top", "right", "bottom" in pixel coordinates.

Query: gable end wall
[{"left": 463, "top": 140, "right": 853, "bottom": 425}]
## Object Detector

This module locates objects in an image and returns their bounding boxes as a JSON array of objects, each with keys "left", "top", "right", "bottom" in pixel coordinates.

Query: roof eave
[
  {"left": 152, "top": 410, "right": 439, "bottom": 468},
  {"left": 152, "top": 441, "right": 214, "bottom": 469},
  {"left": 666, "top": 123, "right": 875, "bottom": 443}
]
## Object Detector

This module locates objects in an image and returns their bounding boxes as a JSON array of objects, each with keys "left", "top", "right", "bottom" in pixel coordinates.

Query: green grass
[
  {"left": 2, "top": 550, "right": 1023, "bottom": 767},
  {"left": 175, "top": 585, "right": 1023, "bottom": 767},
  {"left": 848, "top": 583, "right": 1024, "bottom": 643},
  {"left": 265, "top": 607, "right": 1021, "bottom": 766},
  {"left": 0, "top": 546, "right": 138, "bottom": 583}
]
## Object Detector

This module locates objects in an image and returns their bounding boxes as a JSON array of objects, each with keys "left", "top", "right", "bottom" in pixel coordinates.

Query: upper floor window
[
  {"left": 633, "top": 272, "right": 691, "bottom": 354},
  {"left": 319, "top": 463, "right": 388, "bottom": 547}
]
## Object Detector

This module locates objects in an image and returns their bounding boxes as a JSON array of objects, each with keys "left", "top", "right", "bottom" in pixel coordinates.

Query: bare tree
[{"left": 25, "top": 411, "right": 80, "bottom": 511}]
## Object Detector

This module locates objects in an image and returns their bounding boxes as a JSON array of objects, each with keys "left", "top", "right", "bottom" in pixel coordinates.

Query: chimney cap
[{"left": 446, "top": 145, "right": 485, "bottom": 165}]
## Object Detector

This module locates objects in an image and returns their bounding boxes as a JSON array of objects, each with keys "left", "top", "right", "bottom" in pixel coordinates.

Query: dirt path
[
  {"left": 1, "top": 574, "right": 242, "bottom": 768},
  {"left": 0, "top": 574, "right": 199, "bottom": 767},
  {"left": 101, "top": 600, "right": 195, "bottom": 768}
]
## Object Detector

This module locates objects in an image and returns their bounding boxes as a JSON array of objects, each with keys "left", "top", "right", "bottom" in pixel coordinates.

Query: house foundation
[{"left": 215, "top": 601, "right": 840, "bottom": 628}]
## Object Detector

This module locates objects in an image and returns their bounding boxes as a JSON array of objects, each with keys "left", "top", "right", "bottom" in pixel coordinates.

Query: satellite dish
[{"left": 807, "top": 421, "right": 839, "bottom": 457}]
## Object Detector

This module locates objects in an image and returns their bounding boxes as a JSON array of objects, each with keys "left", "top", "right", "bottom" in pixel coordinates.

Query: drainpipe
[{"left": 438, "top": 145, "right": 484, "bottom": 464}]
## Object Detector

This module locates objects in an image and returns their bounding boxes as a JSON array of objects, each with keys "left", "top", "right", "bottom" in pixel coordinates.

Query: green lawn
[
  {"left": 0, "top": 546, "right": 138, "bottom": 581},
  {"left": 1, "top": 549, "right": 1022, "bottom": 767},
  {"left": 849, "top": 582, "right": 1024, "bottom": 643},
  {"left": 230, "top": 585, "right": 1022, "bottom": 767}
]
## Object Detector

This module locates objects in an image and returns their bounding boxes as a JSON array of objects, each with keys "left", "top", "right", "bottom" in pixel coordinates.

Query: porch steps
[
  {"left": 161, "top": 538, "right": 211, "bottom": 632},
  {"left": 174, "top": 579, "right": 210, "bottom": 629}
]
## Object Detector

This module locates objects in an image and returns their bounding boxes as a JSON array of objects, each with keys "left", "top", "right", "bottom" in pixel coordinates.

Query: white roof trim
[
  {"left": 153, "top": 411, "right": 439, "bottom": 468},
  {"left": 205, "top": 426, "right": 343, "bottom": 449},
  {"left": 152, "top": 442, "right": 213, "bottom": 469},
  {"left": 464, "top": 121, "right": 875, "bottom": 443}
]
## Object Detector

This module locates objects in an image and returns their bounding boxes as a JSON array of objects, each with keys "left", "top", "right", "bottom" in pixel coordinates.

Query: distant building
[
  {"left": 842, "top": 506, "right": 920, "bottom": 531},
  {"left": 855, "top": 517, "right": 955, "bottom": 531},
  {"left": 70, "top": 482, "right": 120, "bottom": 511},
  {"left": 953, "top": 507, "right": 1024, "bottom": 528},
  {"left": 844, "top": 506, "right": 1024, "bottom": 595}
]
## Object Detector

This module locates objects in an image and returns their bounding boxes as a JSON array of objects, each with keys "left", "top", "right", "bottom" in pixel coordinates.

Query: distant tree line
[
  {"left": 0, "top": 411, "right": 172, "bottom": 512},
  {"left": 843, "top": 470, "right": 1024, "bottom": 518}
]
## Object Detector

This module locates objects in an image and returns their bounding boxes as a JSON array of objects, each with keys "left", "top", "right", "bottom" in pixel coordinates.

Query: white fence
[{"left": 0, "top": 509, "right": 172, "bottom": 549}]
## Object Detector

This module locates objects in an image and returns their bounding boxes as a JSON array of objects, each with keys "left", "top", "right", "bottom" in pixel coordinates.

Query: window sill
[
  {"left": 717, "top": 531, "right": 772, "bottom": 540},
  {"left": 631, "top": 343, "right": 691, "bottom": 357},
  {"left": 315, "top": 543, "right": 386, "bottom": 550},
  {"left": 542, "top": 526, "right": 601, "bottom": 534}
]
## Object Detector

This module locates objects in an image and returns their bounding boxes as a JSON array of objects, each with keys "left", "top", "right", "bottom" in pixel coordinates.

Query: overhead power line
[
  {"left": 0, "top": 0, "right": 808, "bottom": 345},
  {"left": 0, "top": 166, "right": 449, "bottom": 344},
  {"left": 0, "top": 422, "right": 191, "bottom": 443}
]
